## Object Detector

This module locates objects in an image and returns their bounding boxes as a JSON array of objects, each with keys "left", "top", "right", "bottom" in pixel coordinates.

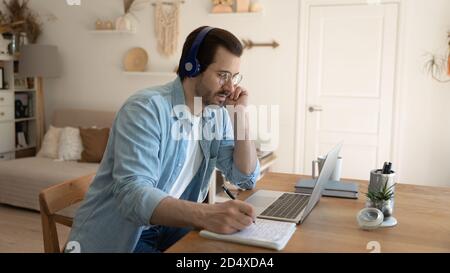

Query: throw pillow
[
  {"left": 37, "top": 125, "right": 63, "bottom": 159},
  {"left": 58, "top": 127, "right": 83, "bottom": 161},
  {"left": 79, "top": 127, "right": 110, "bottom": 163}
]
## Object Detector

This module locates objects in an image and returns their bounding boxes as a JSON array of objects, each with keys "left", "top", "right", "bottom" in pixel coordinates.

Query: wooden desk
[{"left": 167, "top": 172, "right": 450, "bottom": 253}]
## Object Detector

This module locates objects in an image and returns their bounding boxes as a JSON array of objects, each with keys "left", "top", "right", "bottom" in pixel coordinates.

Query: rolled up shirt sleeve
[
  {"left": 216, "top": 109, "right": 260, "bottom": 190},
  {"left": 111, "top": 98, "right": 169, "bottom": 226}
]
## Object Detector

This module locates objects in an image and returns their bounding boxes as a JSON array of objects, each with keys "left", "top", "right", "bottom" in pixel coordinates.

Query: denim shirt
[{"left": 66, "top": 77, "right": 260, "bottom": 252}]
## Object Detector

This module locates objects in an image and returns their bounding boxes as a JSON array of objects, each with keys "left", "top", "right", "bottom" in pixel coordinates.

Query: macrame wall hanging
[{"left": 154, "top": 0, "right": 181, "bottom": 57}]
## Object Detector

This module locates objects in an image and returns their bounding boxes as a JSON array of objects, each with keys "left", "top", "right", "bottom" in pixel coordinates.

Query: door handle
[{"left": 308, "top": 105, "right": 323, "bottom": 113}]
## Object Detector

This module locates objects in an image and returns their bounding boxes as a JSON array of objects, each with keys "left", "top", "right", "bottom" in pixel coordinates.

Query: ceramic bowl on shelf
[{"left": 123, "top": 47, "right": 148, "bottom": 72}]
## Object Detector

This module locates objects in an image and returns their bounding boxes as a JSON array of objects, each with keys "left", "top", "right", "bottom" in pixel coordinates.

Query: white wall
[
  {"left": 26, "top": 0, "right": 450, "bottom": 186},
  {"left": 28, "top": 0, "right": 299, "bottom": 174},
  {"left": 396, "top": 0, "right": 450, "bottom": 187}
]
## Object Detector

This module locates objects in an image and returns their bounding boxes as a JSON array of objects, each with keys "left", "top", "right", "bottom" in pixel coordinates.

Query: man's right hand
[{"left": 199, "top": 200, "right": 256, "bottom": 234}]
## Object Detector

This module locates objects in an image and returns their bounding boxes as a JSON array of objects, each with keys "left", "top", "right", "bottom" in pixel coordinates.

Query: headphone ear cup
[
  {"left": 184, "top": 60, "right": 194, "bottom": 75},
  {"left": 182, "top": 27, "right": 214, "bottom": 78},
  {"left": 185, "top": 58, "right": 200, "bottom": 77}
]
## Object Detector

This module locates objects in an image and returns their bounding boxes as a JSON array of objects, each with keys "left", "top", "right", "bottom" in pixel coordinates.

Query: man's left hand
[{"left": 226, "top": 86, "right": 249, "bottom": 107}]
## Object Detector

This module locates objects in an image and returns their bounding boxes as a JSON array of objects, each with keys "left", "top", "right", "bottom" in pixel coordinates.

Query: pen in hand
[{"left": 221, "top": 185, "right": 256, "bottom": 224}]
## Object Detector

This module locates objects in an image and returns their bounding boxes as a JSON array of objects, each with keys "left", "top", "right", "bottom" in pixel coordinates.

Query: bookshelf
[
  {"left": 123, "top": 71, "right": 177, "bottom": 77},
  {"left": 13, "top": 69, "right": 37, "bottom": 157},
  {"left": 0, "top": 55, "right": 37, "bottom": 160}
]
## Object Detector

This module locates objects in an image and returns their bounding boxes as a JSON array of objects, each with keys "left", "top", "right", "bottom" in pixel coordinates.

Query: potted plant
[
  {"left": 365, "top": 181, "right": 396, "bottom": 218},
  {"left": 1, "top": 0, "right": 42, "bottom": 56},
  {"left": 116, "top": 0, "right": 150, "bottom": 33}
]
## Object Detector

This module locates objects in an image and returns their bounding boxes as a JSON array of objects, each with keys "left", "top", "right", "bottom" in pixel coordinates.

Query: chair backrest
[{"left": 39, "top": 174, "right": 95, "bottom": 253}]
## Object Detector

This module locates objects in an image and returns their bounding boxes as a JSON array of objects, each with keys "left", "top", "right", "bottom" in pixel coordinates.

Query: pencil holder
[{"left": 366, "top": 169, "right": 397, "bottom": 227}]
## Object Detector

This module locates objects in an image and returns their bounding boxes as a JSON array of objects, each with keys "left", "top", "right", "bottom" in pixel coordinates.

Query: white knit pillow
[
  {"left": 58, "top": 127, "right": 83, "bottom": 161},
  {"left": 37, "top": 126, "right": 63, "bottom": 159}
]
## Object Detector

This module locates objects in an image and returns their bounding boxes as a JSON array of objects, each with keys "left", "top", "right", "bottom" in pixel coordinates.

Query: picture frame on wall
[{"left": 14, "top": 78, "right": 27, "bottom": 90}]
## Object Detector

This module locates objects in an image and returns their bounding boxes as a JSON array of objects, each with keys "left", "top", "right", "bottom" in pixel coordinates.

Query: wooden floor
[{"left": 0, "top": 204, "right": 70, "bottom": 253}]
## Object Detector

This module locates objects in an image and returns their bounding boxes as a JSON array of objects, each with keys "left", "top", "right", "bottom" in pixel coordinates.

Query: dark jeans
[{"left": 133, "top": 225, "right": 192, "bottom": 253}]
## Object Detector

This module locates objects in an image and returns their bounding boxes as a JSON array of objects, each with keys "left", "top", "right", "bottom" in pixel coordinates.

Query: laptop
[{"left": 246, "top": 142, "right": 343, "bottom": 224}]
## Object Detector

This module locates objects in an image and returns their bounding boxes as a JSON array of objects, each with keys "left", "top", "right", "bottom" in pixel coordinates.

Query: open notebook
[{"left": 199, "top": 219, "right": 296, "bottom": 251}]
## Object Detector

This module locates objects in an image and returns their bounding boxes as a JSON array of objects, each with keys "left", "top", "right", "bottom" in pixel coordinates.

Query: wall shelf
[
  {"left": 0, "top": 54, "right": 14, "bottom": 61},
  {"left": 89, "top": 30, "right": 134, "bottom": 34},
  {"left": 14, "top": 89, "right": 36, "bottom": 92},
  {"left": 15, "top": 117, "right": 36, "bottom": 122},
  {"left": 208, "top": 11, "right": 264, "bottom": 17},
  {"left": 15, "top": 145, "right": 36, "bottom": 152},
  {"left": 123, "top": 71, "right": 177, "bottom": 77}
]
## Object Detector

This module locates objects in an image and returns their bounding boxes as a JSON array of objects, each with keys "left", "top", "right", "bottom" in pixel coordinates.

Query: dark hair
[{"left": 177, "top": 26, "right": 243, "bottom": 81}]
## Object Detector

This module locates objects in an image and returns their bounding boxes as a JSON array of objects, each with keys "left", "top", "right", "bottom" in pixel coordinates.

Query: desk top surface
[{"left": 166, "top": 172, "right": 450, "bottom": 253}]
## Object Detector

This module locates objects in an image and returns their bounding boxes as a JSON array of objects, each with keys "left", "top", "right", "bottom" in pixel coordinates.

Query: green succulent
[{"left": 365, "top": 182, "right": 396, "bottom": 202}]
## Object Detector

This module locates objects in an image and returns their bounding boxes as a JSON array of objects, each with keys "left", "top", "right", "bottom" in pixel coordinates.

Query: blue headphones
[{"left": 181, "top": 26, "right": 214, "bottom": 78}]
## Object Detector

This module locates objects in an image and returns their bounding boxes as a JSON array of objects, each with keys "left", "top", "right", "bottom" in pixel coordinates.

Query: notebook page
[
  {"left": 199, "top": 219, "right": 296, "bottom": 251},
  {"left": 235, "top": 219, "right": 295, "bottom": 242}
]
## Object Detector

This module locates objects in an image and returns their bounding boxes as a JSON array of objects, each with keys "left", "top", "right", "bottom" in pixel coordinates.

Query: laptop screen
[{"left": 302, "top": 142, "right": 343, "bottom": 220}]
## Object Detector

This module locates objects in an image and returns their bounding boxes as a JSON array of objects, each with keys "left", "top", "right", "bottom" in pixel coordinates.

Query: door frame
[{"left": 294, "top": 0, "right": 407, "bottom": 176}]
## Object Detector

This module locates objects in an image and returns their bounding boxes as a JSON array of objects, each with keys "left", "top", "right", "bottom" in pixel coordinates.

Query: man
[{"left": 66, "top": 26, "right": 260, "bottom": 253}]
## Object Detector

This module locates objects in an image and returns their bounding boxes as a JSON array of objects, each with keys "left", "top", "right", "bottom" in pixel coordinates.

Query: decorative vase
[
  {"left": 95, "top": 19, "right": 104, "bottom": 30},
  {"left": 447, "top": 51, "right": 450, "bottom": 76},
  {"left": 115, "top": 15, "right": 132, "bottom": 32},
  {"left": 104, "top": 20, "right": 114, "bottom": 30},
  {"left": 236, "top": 0, "right": 250, "bottom": 12},
  {"left": 126, "top": 13, "right": 137, "bottom": 33},
  {"left": 8, "top": 32, "right": 26, "bottom": 56}
]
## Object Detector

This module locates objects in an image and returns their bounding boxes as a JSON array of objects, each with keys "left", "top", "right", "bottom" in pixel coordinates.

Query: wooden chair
[{"left": 39, "top": 174, "right": 95, "bottom": 253}]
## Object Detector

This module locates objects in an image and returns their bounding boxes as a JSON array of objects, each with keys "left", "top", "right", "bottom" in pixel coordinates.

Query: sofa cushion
[
  {"left": 37, "top": 126, "right": 62, "bottom": 159},
  {"left": 58, "top": 127, "right": 83, "bottom": 161},
  {"left": 79, "top": 127, "right": 110, "bottom": 163}
]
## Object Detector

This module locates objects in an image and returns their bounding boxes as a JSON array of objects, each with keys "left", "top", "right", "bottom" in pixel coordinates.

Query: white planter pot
[{"left": 116, "top": 14, "right": 136, "bottom": 33}]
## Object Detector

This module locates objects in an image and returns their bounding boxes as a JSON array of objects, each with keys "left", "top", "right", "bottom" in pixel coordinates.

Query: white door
[{"left": 303, "top": 3, "right": 399, "bottom": 180}]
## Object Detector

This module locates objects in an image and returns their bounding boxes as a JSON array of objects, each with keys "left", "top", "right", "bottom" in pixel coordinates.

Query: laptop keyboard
[{"left": 260, "top": 193, "right": 310, "bottom": 219}]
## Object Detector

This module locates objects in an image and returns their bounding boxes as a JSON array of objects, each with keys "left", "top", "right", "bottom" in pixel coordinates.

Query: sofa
[{"left": 0, "top": 109, "right": 115, "bottom": 215}]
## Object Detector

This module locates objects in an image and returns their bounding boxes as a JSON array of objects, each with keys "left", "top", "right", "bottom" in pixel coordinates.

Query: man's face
[{"left": 195, "top": 46, "right": 241, "bottom": 107}]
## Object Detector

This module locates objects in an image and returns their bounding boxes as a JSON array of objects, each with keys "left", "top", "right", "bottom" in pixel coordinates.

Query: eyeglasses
[{"left": 217, "top": 71, "right": 243, "bottom": 87}]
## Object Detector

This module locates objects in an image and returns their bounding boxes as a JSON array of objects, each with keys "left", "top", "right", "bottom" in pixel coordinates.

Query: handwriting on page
[{"left": 236, "top": 219, "right": 294, "bottom": 242}]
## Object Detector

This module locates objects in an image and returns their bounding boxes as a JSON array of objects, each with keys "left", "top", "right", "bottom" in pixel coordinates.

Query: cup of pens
[{"left": 365, "top": 162, "right": 397, "bottom": 227}]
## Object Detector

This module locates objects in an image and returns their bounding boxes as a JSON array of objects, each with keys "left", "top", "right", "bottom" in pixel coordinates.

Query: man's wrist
[{"left": 189, "top": 202, "right": 208, "bottom": 229}]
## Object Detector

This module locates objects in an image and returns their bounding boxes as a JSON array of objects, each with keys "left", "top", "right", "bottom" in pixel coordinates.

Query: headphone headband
[{"left": 182, "top": 26, "right": 214, "bottom": 78}]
